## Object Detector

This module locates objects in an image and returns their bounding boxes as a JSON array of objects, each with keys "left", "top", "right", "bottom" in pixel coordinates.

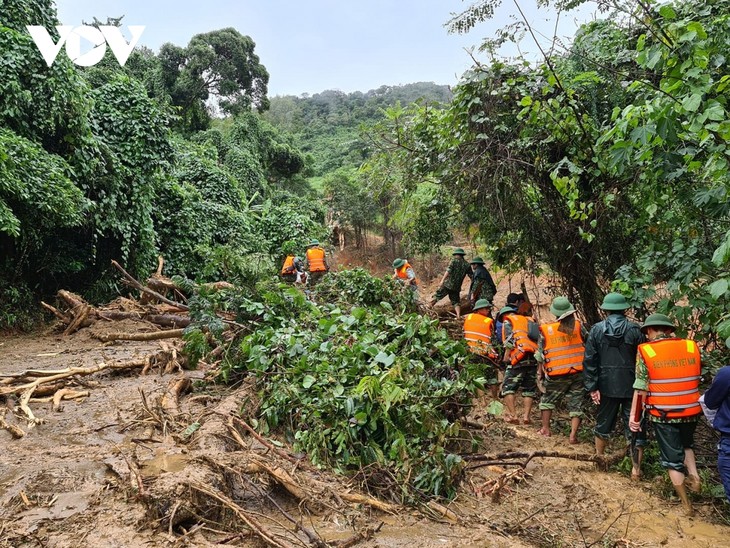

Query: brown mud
[{"left": 2, "top": 251, "right": 730, "bottom": 547}]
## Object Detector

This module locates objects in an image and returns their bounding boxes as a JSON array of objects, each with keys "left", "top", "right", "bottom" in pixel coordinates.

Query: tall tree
[{"left": 159, "top": 28, "right": 269, "bottom": 132}]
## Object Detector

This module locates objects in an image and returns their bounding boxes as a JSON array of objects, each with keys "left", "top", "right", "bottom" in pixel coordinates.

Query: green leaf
[
  {"left": 374, "top": 351, "right": 395, "bottom": 367},
  {"left": 302, "top": 374, "right": 316, "bottom": 388},
  {"left": 658, "top": 5, "right": 676, "bottom": 19},
  {"left": 486, "top": 400, "right": 504, "bottom": 416},
  {"left": 709, "top": 279, "right": 729, "bottom": 300},
  {"left": 682, "top": 94, "right": 702, "bottom": 113}
]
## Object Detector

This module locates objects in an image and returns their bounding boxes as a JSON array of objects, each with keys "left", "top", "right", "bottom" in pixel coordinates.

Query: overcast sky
[{"left": 55, "top": 0, "right": 596, "bottom": 97}]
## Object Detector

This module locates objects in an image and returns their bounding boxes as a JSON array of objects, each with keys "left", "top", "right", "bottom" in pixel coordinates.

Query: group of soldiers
[
  {"left": 290, "top": 244, "right": 730, "bottom": 515},
  {"left": 393, "top": 247, "right": 719, "bottom": 517}
]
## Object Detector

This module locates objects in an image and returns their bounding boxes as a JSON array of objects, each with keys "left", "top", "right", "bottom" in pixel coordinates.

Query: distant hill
[{"left": 263, "top": 82, "right": 452, "bottom": 177}]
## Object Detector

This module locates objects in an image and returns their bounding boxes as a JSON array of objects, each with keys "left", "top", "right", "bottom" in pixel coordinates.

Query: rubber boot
[{"left": 673, "top": 483, "right": 694, "bottom": 517}]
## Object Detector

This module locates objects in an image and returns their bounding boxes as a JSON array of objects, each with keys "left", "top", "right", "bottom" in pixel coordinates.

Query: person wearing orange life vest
[
  {"left": 304, "top": 239, "right": 329, "bottom": 286},
  {"left": 392, "top": 258, "right": 418, "bottom": 290},
  {"left": 499, "top": 305, "right": 540, "bottom": 425},
  {"left": 535, "top": 297, "right": 588, "bottom": 443},
  {"left": 629, "top": 313, "right": 702, "bottom": 516},
  {"left": 463, "top": 299, "right": 501, "bottom": 399},
  {"left": 280, "top": 254, "right": 305, "bottom": 283}
]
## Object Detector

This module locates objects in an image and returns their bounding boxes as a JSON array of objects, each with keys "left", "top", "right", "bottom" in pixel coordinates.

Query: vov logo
[{"left": 26, "top": 25, "right": 145, "bottom": 67}]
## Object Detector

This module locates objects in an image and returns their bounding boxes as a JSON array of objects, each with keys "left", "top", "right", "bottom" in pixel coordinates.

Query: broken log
[
  {"left": 41, "top": 301, "right": 69, "bottom": 323},
  {"left": 92, "top": 328, "right": 186, "bottom": 342},
  {"left": 96, "top": 311, "right": 191, "bottom": 328},
  {"left": 160, "top": 377, "right": 192, "bottom": 416},
  {"left": 0, "top": 410, "right": 25, "bottom": 438},
  {"left": 464, "top": 450, "right": 616, "bottom": 470},
  {"left": 111, "top": 260, "right": 189, "bottom": 311}
]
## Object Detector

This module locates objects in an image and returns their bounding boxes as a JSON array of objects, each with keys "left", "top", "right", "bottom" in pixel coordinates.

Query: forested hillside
[{"left": 264, "top": 83, "right": 452, "bottom": 177}]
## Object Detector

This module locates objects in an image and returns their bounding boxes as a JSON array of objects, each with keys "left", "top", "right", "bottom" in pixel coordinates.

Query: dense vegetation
[
  {"left": 2, "top": 0, "right": 729, "bottom": 506},
  {"left": 184, "top": 271, "right": 481, "bottom": 502},
  {"left": 0, "top": 0, "right": 323, "bottom": 328},
  {"left": 365, "top": 0, "right": 730, "bottom": 351}
]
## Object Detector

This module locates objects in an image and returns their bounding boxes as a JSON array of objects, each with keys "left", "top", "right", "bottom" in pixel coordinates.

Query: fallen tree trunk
[
  {"left": 465, "top": 450, "right": 618, "bottom": 470},
  {"left": 93, "top": 328, "right": 186, "bottom": 342},
  {"left": 97, "top": 311, "right": 191, "bottom": 328}
]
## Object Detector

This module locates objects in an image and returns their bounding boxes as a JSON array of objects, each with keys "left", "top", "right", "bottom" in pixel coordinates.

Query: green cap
[
  {"left": 473, "top": 298, "right": 492, "bottom": 311},
  {"left": 452, "top": 247, "right": 466, "bottom": 256},
  {"left": 497, "top": 306, "right": 515, "bottom": 319},
  {"left": 641, "top": 313, "right": 675, "bottom": 333},
  {"left": 600, "top": 292, "right": 630, "bottom": 311},
  {"left": 307, "top": 239, "right": 320, "bottom": 247},
  {"left": 393, "top": 258, "right": 406, "bottom": 269},
  {"left": 550, "top": 296, "right": 576, "bottom": 320},
  {"left": 470, "top": 257, "right": 485, "bottom": 265}
]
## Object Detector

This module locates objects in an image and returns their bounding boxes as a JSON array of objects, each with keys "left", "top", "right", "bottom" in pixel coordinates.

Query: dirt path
[{"left": 2, "top": 306, "right": 730, "bottom": 546}]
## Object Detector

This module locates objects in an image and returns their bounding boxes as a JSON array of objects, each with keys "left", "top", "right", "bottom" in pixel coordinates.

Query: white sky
[{"left": 54, "top": 0, "right": 597, "bottom": 96}]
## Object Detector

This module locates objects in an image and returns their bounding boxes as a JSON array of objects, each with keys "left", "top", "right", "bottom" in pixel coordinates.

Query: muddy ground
[
  {"left": 3, "top": 323, "right": 730, "bottom": 547},
  {"left": 2, "top": 248, "right": 730, "bottom": 547}
]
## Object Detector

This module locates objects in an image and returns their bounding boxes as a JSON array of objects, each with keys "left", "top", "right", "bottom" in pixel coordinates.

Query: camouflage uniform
[
  {"left": 536, "top": 323, "right": 588, "bottom": 417},
  {"left": 433, "top": 257, "right": 472, "bottom": 305},
  {"left": 468, "top": 264, "right": 497, "bottom": 305},
  {"left": 634, "top": 332, "right": 701, "bottom": 472}
]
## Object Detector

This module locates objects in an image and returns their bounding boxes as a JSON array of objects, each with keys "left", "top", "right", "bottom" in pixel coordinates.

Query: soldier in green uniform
[
  {"left": 468, "top": 257, "right": 497, "bottom": 308},
  {"left": 430, "top": 248, "right": 473, "bottom": 319}
]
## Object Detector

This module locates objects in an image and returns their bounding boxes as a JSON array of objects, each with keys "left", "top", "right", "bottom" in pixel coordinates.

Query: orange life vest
[
  {"left": 281, "top": 255, "right": 296, "bottom": 275},
  {"left": 639, "top": 338, "right": 701, "bottom": 419},
  {"left": 463, "top": 313, "right": 499, "bottom": 360},
  {"left": 306, "top": 246, "right": 327, "bottom": 272},
  {"left": 394, "top": 262, "right": 418, "bottom": 286},
  {"left": 503, "top": 314, "right": 538, "bottom": 365},
  {"left": 539, "top": 320, "right": 584, "bottom": 377}
]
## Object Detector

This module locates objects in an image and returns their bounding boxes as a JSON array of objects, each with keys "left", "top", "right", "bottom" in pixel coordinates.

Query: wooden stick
[
  {"left": 111, "top": 260, "right": 189, "bottom": 311},
  {"left": 41, "top": 301, "right": 69, "bottom": 323},
  {"left": 189, "top": 482, "right": 297, "bottom": 548},
  {"left": 339, "top": 492, "right": 399, "bottom": 514},
  {"left": 229, "top": 417, "right": 302, "bottom": 466},
  {"left": 0, "top": 410, "right": 25, "bottom": 438},
  {"left": 92, "top": 328, "right": 185, "bottom": 342},
  {"left": 465, "top": 450, "right": 613, "bottom": 470}
]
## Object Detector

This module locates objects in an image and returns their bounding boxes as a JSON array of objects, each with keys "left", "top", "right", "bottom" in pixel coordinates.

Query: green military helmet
[
  {"left": 452, "top": 247, "right": 466, "bottom": 256},
  {"left": 600, "top": 292, "right": 630, "bottom": 311},
  {"left": 307, "top": 239, "right": 320, "bottom": 247},
  {"left": 641, "top": 313, "right": 676, "bottom": 333},
  {"left": 470, "top": 256, "right": 485, "bottom": 265},
  {"left": 473, "top": 298, "right": 492, "bottom": 312},
  {"left": 393, "top": 258, "right": 406, "bottom": 269},
  {"left": 497, "top": 306, "right": 515, "bottom": 320},
  {"left": 550, "top": 296, "right": 576, "bottom": 320}
]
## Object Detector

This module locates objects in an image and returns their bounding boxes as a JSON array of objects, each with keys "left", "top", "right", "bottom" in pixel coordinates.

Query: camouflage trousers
[{"left": 538, "top": 372, "right": 585, "bottom": 417}]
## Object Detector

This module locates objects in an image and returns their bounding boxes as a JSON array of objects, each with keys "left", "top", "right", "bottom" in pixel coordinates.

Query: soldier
[
  {"left": 536, "top": 297, "right": 587, "bottom": 444},
  {"left": 392, "top": 258, "right": 418, "bottom": 289},
  {"left": 430, "top": 248, "right": 472, "bottom": 319},
  {"left": 304, "top": 239, "right": 329, "bottom": 286},
  {"left": 500, "top": 304, "right": 539, "bottom": 424},
  {"left": 583, "top": 292, "right": 646, "bottom": 480},
  {"left": 629, "top": 313, "right": 702, "bottom": 515},
  {"left": 463, "top": 299, "right": 501, "bottom": 399},
  {"left": 468, "top": 257, "right": 497, "bottom": 309}
]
